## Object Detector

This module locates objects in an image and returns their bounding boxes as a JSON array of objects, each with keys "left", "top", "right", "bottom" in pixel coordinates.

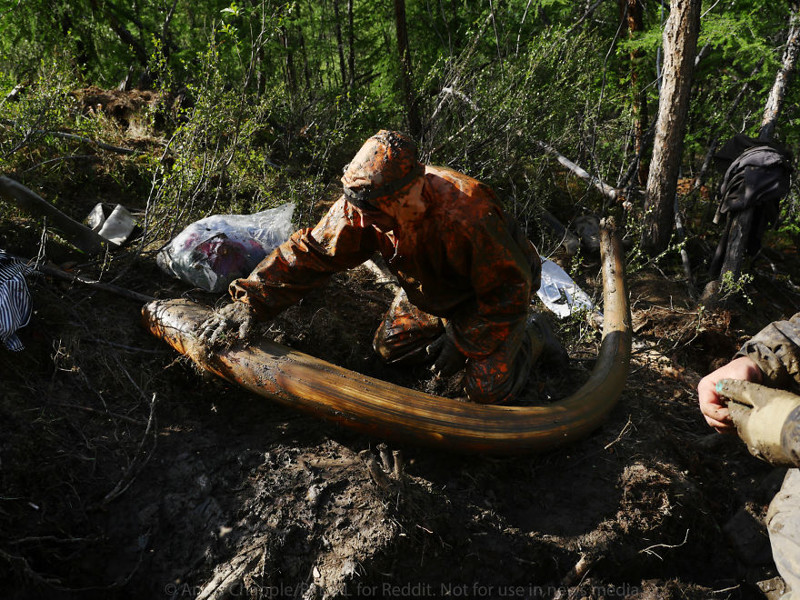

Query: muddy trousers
[
  {"left": 768, "top": 468, "right": 800, "bottom": 599},
  {"left": 372, "top": 290, "right": 543, "bottom": 404}
]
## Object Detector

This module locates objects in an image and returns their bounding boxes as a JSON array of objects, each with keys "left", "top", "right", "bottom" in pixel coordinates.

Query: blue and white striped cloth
[{"left": 0, "top": 250, "right": 32, "bottom": 351}]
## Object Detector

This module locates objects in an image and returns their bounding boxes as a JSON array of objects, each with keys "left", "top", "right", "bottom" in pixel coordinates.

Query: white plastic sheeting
[{"left": 536, "top": 258, "right": 596, "bottom": 319}]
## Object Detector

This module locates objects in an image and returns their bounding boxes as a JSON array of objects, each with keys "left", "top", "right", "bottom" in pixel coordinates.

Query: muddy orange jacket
[{"left": 230, "top": 165, "right": 541, "bottom": 359}]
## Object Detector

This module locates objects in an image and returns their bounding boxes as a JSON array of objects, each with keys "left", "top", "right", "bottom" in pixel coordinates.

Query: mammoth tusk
[{"left": 142, "top": 222, "right": 631, "bottom": 454}]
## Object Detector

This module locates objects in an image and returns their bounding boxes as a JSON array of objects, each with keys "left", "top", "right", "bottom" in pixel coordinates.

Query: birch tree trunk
[
  {"left": 760, "top": 5, "right": 800, "bottom": 141},
  {"left": 640, "top": 0, "right": 701, "bottom": 256}
]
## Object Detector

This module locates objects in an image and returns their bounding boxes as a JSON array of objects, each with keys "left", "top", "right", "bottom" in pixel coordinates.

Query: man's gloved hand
[
  {"left": 426, "top": 323, "right": 466, "bottom": 377},
  {"left": 198, "top": 301, "right": 256, "bottom": 347},
  {"left": 716, "top": 378, "right": 800, "bottom": 467}
]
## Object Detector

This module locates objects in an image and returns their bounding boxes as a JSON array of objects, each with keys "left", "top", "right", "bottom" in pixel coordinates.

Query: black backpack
[{"left": 713, "top": 134, "right": 792, "bottom": 256}]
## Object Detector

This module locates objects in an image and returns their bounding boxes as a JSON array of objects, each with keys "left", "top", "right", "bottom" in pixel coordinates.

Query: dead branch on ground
[
  {"left": 100, "top": 392, "right": 158, "bottom": 506},
  {"left": 32, "top": 260, "right": 155, "bottom": 303},
  {"left": 0, "top": 176, "right": 112, "bottom": 255}
]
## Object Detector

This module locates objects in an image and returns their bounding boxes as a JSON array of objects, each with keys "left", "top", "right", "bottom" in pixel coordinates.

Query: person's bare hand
[
  {"left": 198, "top": 302, "right": 256, "bottom": 347},
  {"left": 697, "top": 356, "right": 763, "bottom": 433}
]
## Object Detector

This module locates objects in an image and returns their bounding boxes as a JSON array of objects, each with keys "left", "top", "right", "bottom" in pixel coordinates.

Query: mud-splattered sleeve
[
  {"left": 229, "top": 197, "right": 377, "bottom": 320},
  {"left": 737, "top": 312, "right": 800, "bottom": 392}
]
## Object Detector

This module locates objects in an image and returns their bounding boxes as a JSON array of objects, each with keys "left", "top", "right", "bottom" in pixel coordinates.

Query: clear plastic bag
[{"left": 157, "top": 203, "right": 295, "bottom": 293}]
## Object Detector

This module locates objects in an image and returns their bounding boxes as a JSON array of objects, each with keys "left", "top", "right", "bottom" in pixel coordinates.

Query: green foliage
[
  {"left": 418, "top": 21, "right": 632, "bottom": 231},
  {"left": 717, "top": 270, "right": 755, "bottom": 306},
  {"left": 141, "top": 36, "right": 281, "bottom": 245},
  {"left": 0, "top": 0, "right": 797, "bottom": 280},
  {"left": 0, "top": 56, "right": 80, "bottom": 166}
]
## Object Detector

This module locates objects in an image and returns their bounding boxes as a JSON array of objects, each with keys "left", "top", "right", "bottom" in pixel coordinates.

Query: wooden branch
[
  {"left": 535, "top": 141, "right": 619, "bottom": 200},
  {"left": 440, "top": 86, "right": 479, "bottom": 110},
  {"left": 88, "top": 0, "right": 149, "bottom": 67},
  {"left": 34, "top": 262, "right": 154, "bottom": 303},
  {"left": 45, "top": 131, "right": 139, "bottom": 155},
  {"left": 0, "top": 176, "right": 112, "bottom": 255},
  {"left": 565, "top": 0, "right": 604, "bottom": 37},
  {"left": 430, "top": 112, "right": 480, "bottom": 155},
  {"left": 0, "top": 83, "right": 25, "bottom": 108},
  {"left": 1, "top": 120, "right": 140, "bottom": 155}
]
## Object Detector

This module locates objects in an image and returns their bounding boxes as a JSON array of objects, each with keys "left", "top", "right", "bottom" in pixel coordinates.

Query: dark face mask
[{"left": 343, "top": 187, "right": 384, "bottom": 214}]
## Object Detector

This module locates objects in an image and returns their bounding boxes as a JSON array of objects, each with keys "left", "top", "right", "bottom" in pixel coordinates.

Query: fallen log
[
  {"left": 0, "top": 176, "right": 113, "bottom": 255},
  {"left": 143, "top": 222, "right": 631, "bottom": 455}
]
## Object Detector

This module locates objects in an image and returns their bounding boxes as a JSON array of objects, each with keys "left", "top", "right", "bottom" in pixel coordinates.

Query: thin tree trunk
[
  {"left": 255, "top": 1, "right": 265, "bottom": 95},
  {"left": 760, "top": 5, "right": 800, "bottom": 141},
  {"left": 280, "top": 26, "right": 297, "bottom": 97},
  {"left": 347, "top": 0, "right": 355, "bottom": 87},
  {"left": 393, "top": 0, "right": 422, "bottom": 136},
  {"left": 298, "top": 31, "right": 312, "bottom": 90},
  {"left": 333, "top": 0, "right": 348, "bottom": 88},
  {"left": 88, "top": 0, "right": 150, "bottom": 69},
  {"left": 620, "top": 0, "right": 648, "bottom": 185},
  {"left": 640, "top": 0, "right": 701, "bottom": 256}
]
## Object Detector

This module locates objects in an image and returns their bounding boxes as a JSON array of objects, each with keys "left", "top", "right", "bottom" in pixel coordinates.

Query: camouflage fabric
[
  {"left": 737, "top": 313, "right": 800, "bottom": 598},
  {"left": 767, "top": 468, "right": 800, "bottom": 599},
  {"left": 229, "top": 164, "right": 541, "bottom": 404},
  {"left": 737, "top": 312, "right": 800, "bottom": 393}
]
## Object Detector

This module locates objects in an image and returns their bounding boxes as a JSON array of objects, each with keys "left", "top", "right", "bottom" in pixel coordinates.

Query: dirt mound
[{"left": 71, "top": 86, "right": 187, "bottom": 133}]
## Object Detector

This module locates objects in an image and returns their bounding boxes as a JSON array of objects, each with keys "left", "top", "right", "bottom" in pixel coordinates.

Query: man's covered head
[{"left": 341, "top": 130, "right": 424, "bottom": 211}]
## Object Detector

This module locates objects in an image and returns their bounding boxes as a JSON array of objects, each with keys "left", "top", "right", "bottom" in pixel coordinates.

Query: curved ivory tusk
[{"left": 143, "top": 222, "right": 631, "bottom": 454}]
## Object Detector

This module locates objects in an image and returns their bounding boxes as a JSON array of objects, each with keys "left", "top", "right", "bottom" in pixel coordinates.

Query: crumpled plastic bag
[
  {"left": 0, "top": 250, "right": 32, "bottom": 351},
  {"left": 536, "top": 258, "right": 596, "bottom": 319},
  {"left": 157, "top": 203, "right": 295, "bottom": 293}
]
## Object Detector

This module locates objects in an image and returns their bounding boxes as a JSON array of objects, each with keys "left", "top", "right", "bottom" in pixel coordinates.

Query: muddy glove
[
  {"left": 426, "top": 323, "right": 466, "bottom": 377},
  {"left": 198, "top": 301, "right": 256, "bottom": 347},
  {"left": 718, "top": 379, "right": 800, "bottom": 467}
]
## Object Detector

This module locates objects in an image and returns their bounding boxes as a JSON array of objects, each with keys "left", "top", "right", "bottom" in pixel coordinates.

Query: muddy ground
[
  {"left": 2, "top": 218, "right": 799, "bottom": 600},
  {"left": 2, "top": 104, "right": 800, "bottom": 598}
]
